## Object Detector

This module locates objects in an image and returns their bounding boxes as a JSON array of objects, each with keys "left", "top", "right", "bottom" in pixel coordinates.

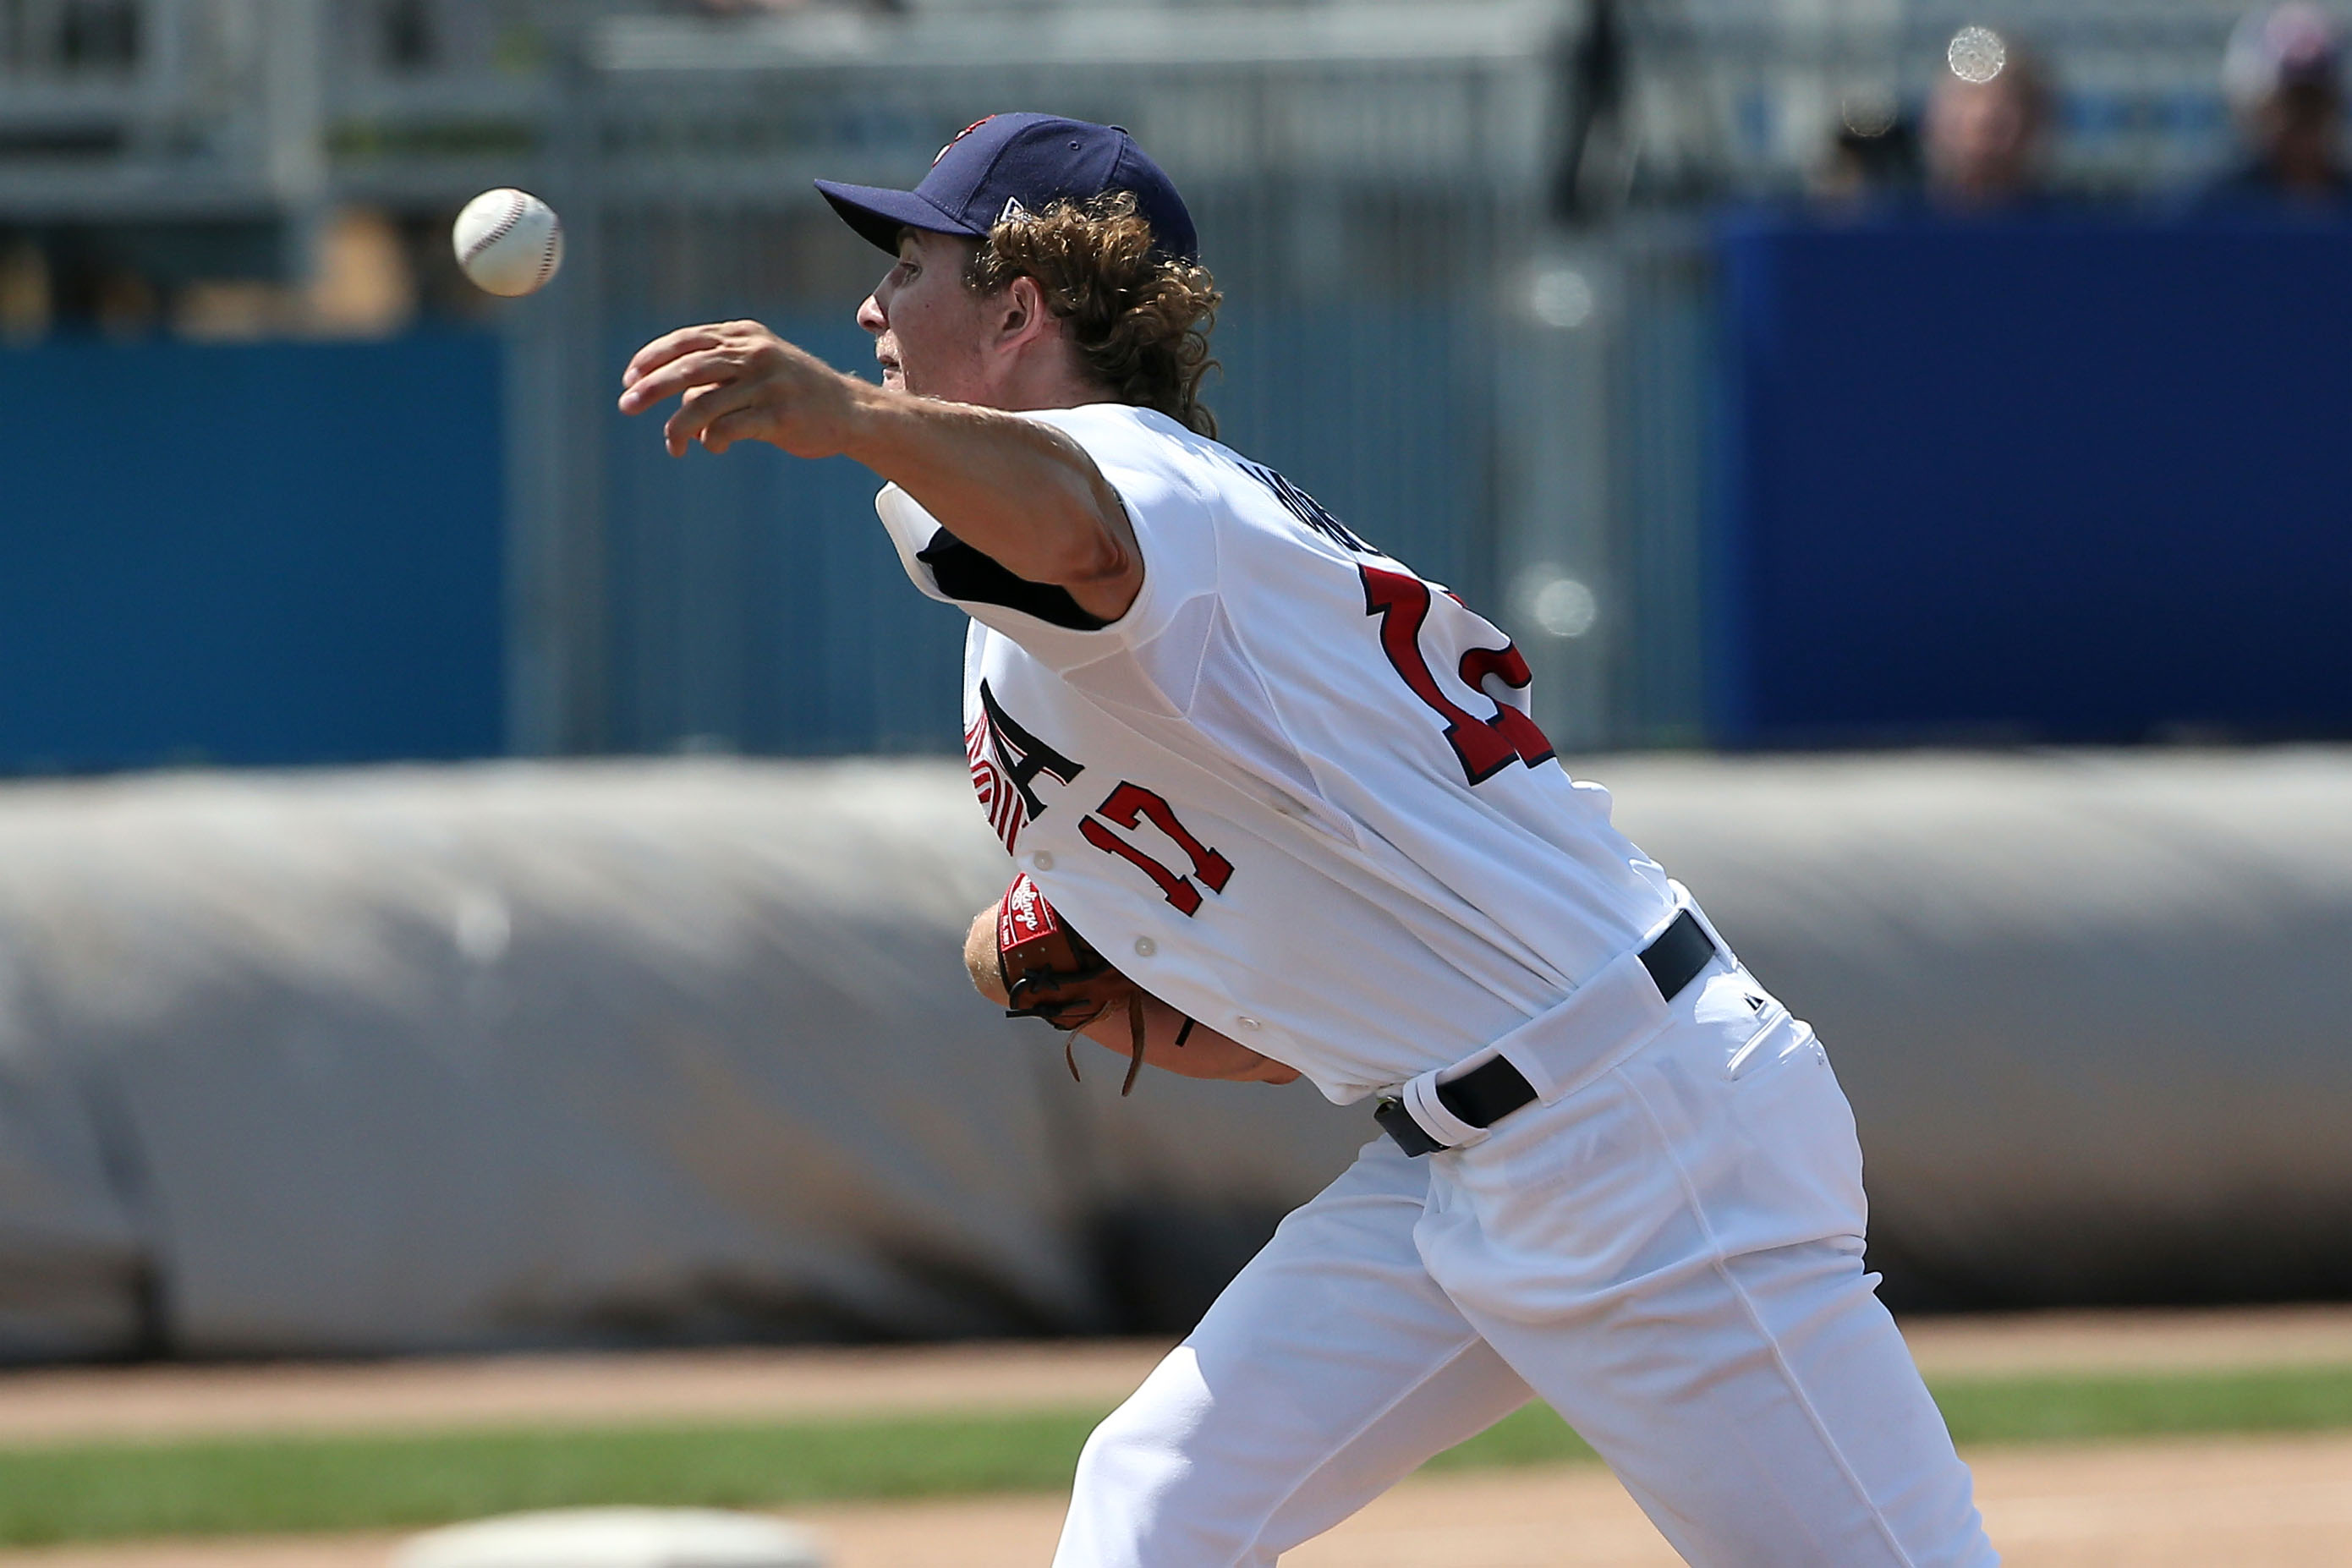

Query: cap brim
[{"left": 814, "top": 180, "right": 986, "bottom": 255}]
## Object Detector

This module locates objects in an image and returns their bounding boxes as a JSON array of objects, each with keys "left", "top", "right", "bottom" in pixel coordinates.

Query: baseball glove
[{"left": 997, "top": 873, "right": 1194, "bottom": 1095}]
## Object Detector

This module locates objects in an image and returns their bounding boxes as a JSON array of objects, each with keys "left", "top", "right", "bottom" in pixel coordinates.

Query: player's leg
[
  {"left": 1241, "top": 1327, "right": 1529, "bottom": 1561},
  {"left": 1473, "top": 1232, "right": 1990, "bottom": 1567},
  {"left": 1422, "top": 972, "right": 1997, "bottom": 1568},
  {"left": 1054, "top": 1135, "right": 1535, "bottom": 1568}
]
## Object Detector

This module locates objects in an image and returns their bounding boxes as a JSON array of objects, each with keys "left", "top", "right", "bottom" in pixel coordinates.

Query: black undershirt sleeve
[{"left": 917, "top": 527, "right": 1110, "bottom": 632}]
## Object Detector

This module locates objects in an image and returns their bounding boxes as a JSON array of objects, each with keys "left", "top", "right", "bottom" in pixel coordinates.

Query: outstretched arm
[
  {"left": 617, "top": 322, "right": 1142, "bottom": 622},
  {"left": 961, "top": 907, "right": 1299, "bottom": 1086}
]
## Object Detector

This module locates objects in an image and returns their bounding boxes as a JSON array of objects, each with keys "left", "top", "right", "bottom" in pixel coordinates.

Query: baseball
[{"left": 453, "top": 188, "right": 563, "bottom": 297}]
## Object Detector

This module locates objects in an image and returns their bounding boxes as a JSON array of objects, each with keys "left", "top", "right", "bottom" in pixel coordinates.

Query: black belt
[{"left": 1373, "top": 908, "right": 1718, "bottom": 1159}]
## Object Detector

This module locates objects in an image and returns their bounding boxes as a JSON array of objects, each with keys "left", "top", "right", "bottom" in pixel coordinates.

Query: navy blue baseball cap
[{"left": 815, "top": 112, "right": 1198, "bottom": 262}]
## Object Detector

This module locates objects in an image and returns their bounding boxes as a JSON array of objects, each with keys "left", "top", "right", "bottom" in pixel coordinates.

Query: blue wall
[
  {"left": 0, "top": 334, "right": 503, "bottom": 771},
  {"left": 1716, "top": 215, "right": 2352, "bottom": 746}
]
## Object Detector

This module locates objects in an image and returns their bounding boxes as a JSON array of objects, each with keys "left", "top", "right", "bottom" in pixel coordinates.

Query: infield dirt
[{"left": 4, "top": 1306, "right": 2350, "bottom": 1567}]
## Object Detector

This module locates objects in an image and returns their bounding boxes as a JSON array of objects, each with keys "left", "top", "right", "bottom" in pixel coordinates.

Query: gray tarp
[
  {"left": 0, "top": 749, "right": 2345, "bottom": 1359},
  {"left": 1603, "top": 748, "right": 2352, "bottom": 1310}
]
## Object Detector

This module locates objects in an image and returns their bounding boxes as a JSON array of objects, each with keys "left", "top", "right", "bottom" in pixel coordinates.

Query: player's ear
[{"left": 996, "top": 274, "right": 1053, "bottom": 350}]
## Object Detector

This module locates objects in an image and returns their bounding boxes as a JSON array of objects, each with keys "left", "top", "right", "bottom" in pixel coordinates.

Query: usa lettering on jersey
[{"left": 967, "top": 677, "right": 1085, "bottom": 853}]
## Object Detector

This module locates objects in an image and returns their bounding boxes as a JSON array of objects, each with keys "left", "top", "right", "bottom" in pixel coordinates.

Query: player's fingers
[
  {"left": 620, "top": 347, "right": 748, "bottom": 419},
  {"left": 664, "top": 385, "right": 715, "bottom": 458},
  {"left": 697, "top": 404, "right": 769, "bottom": 456},
  {"left": 620, "top": 326, "right": 724, "bottom": 392},
  {"left": 665, "top": 377, "right": 766, "bottom": 457}
]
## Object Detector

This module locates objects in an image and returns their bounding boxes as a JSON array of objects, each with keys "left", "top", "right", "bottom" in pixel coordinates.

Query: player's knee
[
  {"left": 1072, "top": 1393, "right": 1185, "bottom": 1502},
  {"left": 1066, "top": 1390, "right": 1269, "bottom": 1566}
]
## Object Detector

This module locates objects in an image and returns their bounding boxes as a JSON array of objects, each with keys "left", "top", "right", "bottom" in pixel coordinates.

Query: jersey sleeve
[{"left": 873, "top": 404, "right": 1220, "bottom": 709}]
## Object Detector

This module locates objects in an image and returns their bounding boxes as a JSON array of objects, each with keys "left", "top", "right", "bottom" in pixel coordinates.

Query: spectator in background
[
  {"left": 1923, "top": 35, "right": 2054, "bottom": 211},
  {"left": 2209, "top": 3, "right": 2350, "bottom": 207},
  {"left": 1810, "top": 88, "right": 1923, "bottom": 209}
]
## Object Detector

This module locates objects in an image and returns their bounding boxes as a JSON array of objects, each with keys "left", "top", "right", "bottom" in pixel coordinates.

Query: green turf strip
[
  {"left": 4, "top": 1364, "right": 2352, "bottom": 1547},
  {"left": 0, "top": 1412, "right": 1105, "bottom": 1547}
]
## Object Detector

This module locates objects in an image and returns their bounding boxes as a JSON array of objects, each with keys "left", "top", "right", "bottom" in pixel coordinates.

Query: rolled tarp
[{"left": 0, "top": 747, "right": 2344, "bottom": 1357}]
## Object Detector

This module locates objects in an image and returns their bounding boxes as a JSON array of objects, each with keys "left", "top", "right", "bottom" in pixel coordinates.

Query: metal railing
[{"left": 1, "top": 2, "right": 2295, "bottom": 225}]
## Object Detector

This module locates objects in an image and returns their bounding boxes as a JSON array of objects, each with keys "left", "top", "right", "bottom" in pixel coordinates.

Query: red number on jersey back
[{"left": 1362, "top": 565, "right": 1554, "bottom": 785}]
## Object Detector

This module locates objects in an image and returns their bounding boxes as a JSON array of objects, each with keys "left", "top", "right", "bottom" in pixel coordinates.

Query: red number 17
[{"left": 1080, "top": 781, "right": 1235, "bottom": 916}]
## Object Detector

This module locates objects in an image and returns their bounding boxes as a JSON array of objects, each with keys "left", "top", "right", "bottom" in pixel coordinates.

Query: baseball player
[{"left": 621, "top": 112, "right": 1998, "bottom": 1567}]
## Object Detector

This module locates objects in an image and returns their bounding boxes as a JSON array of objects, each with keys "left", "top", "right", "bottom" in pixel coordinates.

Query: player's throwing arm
[{"left": 619, "top": 321, "right": 1143, "bottom": 623}]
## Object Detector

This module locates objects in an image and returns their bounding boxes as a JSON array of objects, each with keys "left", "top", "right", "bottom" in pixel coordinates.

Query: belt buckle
[{"left": 1373, "top": 1094, "right": 1447, "bottom": 1159}]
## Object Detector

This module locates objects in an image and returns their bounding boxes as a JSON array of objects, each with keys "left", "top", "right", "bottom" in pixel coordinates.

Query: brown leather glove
[{"left": 996, "top": 873, "right": 1193, "bottom": 1095}]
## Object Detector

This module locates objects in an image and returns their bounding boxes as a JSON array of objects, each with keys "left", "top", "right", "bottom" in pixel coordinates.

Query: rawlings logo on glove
[{"left": 997, "top": 873, "right": 1193, "bottom": 1095}]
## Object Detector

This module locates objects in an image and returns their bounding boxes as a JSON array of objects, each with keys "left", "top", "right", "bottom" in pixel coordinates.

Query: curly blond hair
[{"left": 964, "top": 191, "right": 1221, "bottom": 437}]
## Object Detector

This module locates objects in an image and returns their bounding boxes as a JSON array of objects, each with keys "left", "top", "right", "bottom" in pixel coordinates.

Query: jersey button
[
  {"left": 1031, "top": 851, "right": 1054, "bottom": 871},
  {"left": 1132, "top": 936, "right": 1156, "bottom": 957},
  {"left": 1236, "top": 1016, "right": 1261, "bottom": 1031}
]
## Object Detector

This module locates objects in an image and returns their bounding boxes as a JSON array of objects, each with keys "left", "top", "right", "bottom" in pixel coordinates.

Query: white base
[{"left": 392, "top": 1507, "right": 825, "bottom": 1568}]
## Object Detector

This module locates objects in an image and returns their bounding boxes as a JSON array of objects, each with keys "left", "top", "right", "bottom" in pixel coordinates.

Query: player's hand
[
  {"left": 617, "top": 321, "right": 867, "bottom": 459},
  {"left": 960, "top": 905, "right": 1299, "bottom": 1087}
]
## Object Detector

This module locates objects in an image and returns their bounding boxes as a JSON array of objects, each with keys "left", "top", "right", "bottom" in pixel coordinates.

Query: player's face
[{"left": 856, "top": 229, "right": 997, "bottom": 403}]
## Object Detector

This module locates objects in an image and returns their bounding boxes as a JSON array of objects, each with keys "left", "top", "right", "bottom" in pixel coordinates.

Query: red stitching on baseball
[{"left": 461, "top": 191, "right": 529, "bottom": 268}]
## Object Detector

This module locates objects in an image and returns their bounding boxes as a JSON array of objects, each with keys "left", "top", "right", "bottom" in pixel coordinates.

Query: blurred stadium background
[{"left": 2, "top": 0, "right": 2349, "bottom": 1393}]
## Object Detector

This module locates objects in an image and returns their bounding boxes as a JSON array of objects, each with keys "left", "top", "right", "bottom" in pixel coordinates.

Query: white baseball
[{"left": 453, "top": 189, "right": 563, "bottom": 298}]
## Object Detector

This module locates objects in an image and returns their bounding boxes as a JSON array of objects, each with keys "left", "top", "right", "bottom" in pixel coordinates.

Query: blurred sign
[{"left": 1714, "top": 213, "right": 2352, "bottom": 746}]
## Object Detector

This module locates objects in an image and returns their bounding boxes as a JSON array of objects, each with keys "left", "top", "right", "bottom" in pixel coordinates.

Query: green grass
[
  {"left": 1420, "top": 1399, "right": 1597, "bottom": 1471},
  {"left": 0, "top": 1412, "right": 1105, "bottom": 1547},
  {"left": 1420, "top": 1363, "right": 2352, "bottom": 1474},
  {"left": 1934, "top": 1364, "right": 2352, "bottom": 1446},
  {"left": 6, "top": 1364, "right": 2352, "bottom": 1547}
]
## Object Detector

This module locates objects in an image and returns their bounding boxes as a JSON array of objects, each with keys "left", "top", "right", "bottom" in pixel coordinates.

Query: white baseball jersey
[{"left": 878, "top": 403, "right": 1677, "bottom": 1103}]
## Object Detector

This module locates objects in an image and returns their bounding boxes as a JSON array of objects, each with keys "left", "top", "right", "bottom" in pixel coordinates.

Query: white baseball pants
[{"left": 1054, "top": 960, "right": 1998, "bottom": 1567}]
